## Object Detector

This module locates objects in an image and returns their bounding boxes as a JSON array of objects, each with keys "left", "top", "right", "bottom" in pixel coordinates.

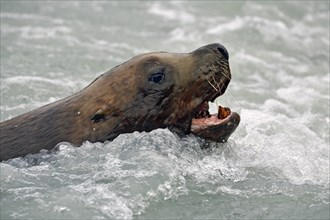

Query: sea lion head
[
  {"left": 0, "top": 43, "right": 240, "bottom": 161},
  {"left": 89, "top": 43, "right": 240, "bottom": 143}
]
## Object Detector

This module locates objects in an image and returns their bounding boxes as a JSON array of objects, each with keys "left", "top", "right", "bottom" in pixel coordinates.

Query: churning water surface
[{"left": 0, "top": 1, "right": 329, "bottom": 219}]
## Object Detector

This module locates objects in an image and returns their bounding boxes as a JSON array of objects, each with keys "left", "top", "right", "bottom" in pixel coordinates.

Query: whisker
[
  {"left": 212, "top": 76, "right": 221, "bottom": 91},
  {"left": 191, "top": 64, "right": 211, "bottom": 76},
  {"left": 193, "top": 61, "right": 243, "bottom": 110},
  {"left": 221, "top": 69, "right": 231, "bottom": 81},
  {"left": 218, "top": 79, "right": 243, "bottom": 109},
  {"left": 217, "top": 61, "right": 231, "bottom": 80},
  {"left": 206, "top": 78, "right": 219, "bottom": 92}
]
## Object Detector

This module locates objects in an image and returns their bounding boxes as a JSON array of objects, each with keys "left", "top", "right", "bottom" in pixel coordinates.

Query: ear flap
[
  {"left": 91, "top": 105, "right": 114, "bottom": 123},
  {"left": 91, "top": 112, "right": 105, "bottom": 123}
]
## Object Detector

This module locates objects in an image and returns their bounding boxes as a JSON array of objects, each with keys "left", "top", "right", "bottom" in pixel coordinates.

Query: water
[{"left": 0, "top": 1, "right": 329, "bottom": 219}]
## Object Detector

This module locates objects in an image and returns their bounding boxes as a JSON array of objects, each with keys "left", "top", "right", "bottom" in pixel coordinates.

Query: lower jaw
[
  {"left": 191, "top": 112, "right": 232, "bottom": 132},
  {"left": 190, "top": 112, "right": 240, "bottom": 143}
]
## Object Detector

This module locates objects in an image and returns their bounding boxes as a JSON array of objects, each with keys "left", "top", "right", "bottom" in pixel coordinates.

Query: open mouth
[
  {"left": 190, "top": 100, "right": 240, "bottom": 143},
  {"left": 182, "top": 46, "right": 239, "bottom": 143},
  {"left": 191, "top": 101, "right": 232, "bottom": 131}
]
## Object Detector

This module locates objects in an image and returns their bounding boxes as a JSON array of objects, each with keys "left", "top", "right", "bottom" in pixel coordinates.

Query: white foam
[
  {"left": 236, "top": 108, "right": 329, "bottom": 185},
  {"left": 148, "top": 2, "right": 195, "bottom": 24},
  {"left": 207, "top": 16, "right": 245, "bottom": 34},
  {"left": 4, "top": 75, "right": 68, "bottom": 85},
  {"left": 0, "top": 12, "right": 65, "bottom": 24}
]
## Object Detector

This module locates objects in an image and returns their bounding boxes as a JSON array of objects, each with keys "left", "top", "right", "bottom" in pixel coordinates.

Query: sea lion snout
[{"left": 192, "top": 43, "right": 229, "bottom": 61}]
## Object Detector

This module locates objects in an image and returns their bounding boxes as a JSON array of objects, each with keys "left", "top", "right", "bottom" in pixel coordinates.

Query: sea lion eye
[{"left": 148, "top": 70, "right": 165, "bottom": 84}]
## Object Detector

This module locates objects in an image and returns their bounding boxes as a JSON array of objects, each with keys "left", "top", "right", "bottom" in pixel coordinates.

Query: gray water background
[{"left": 0, "top": 1, "right": 329, "bottom": 219}]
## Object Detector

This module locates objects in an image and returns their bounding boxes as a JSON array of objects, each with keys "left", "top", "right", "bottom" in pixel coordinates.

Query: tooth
[{"left": 218, "top": 106, "right": 231, "bottom": 119}]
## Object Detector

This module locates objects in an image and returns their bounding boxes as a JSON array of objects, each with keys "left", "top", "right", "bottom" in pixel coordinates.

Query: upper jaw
[
  {"left": 208, "top": 90, "right": 222, "bottom": 102},
  {"left": 191, "top": 75, "right": 230, "bottom": 119}
]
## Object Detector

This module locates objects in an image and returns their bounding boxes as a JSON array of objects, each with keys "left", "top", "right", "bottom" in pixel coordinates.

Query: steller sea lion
[{"left": 0, "top": 43, "right": 240, "bottom": 161}]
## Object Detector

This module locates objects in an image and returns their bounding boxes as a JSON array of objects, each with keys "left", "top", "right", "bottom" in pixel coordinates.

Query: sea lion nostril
[{"left": 217, "top": 45, "right": 229, "bottom": 60}]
